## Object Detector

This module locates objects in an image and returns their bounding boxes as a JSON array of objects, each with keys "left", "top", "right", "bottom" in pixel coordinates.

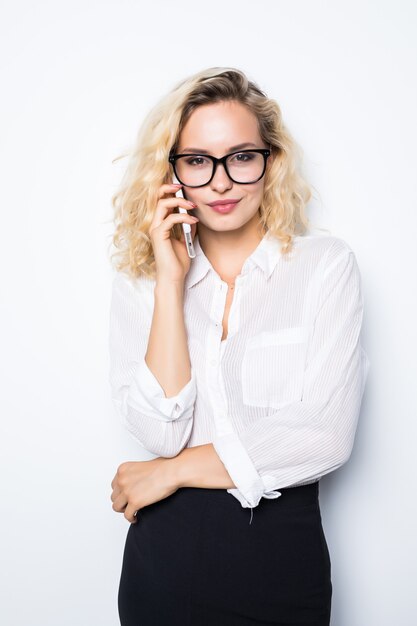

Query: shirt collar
[{"left": 185, "top": 230, "right": 283, "bottom": 289}]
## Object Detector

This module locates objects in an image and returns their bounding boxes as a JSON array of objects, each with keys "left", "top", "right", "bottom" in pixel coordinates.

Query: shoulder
[
  {"left": 294, "top": 231, "right": 354, "bottom": 255},
  {"left": 292, "top": 231, "right": 356, "bottom": 269}
]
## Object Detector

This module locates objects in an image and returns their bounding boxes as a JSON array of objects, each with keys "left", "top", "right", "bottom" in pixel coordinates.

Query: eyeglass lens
[{"left": 175, "top": 151, "right": 265, "bottom": 186}]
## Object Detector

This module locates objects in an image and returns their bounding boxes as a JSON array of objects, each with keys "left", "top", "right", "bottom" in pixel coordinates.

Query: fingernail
[{"left": 173, "top": 183, "right": 182, "bottom": 187}]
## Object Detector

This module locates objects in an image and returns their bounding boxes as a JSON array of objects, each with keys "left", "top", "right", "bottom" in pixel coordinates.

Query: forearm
[
  {"left": 170, "top": 443, "right": 236, "bottom": 490},
  {"left": 145, "top": 280, "right": 192, "bottom": 398}
]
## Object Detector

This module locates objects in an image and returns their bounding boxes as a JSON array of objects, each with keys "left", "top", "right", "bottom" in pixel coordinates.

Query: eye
[
  {"left": 230, "top": 152, "right": 255, "bottom": 162},
  {"left": 185, "top": 156, "right": 209, "bottom": 166}
]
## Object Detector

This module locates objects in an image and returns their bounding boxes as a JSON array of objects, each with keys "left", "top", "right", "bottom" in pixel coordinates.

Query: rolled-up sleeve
[
  {"left": 108, "top": 272, "right": 197, "bottom": 457},
  {"left": 212, "top": 243, "right": 370, "bottom": 508}
]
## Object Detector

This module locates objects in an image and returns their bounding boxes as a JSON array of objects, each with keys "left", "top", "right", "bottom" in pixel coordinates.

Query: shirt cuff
[
  {"left": 212, "top": 430, "right": 282, "bottom": 508},
  {"left": 128, "top": 356, "right": 197, "bottom": 422}
]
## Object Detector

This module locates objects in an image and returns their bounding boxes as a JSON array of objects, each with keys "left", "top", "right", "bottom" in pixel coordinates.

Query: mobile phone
[{"left": 173, "top": 174, "right": 196, "bottom": 259}]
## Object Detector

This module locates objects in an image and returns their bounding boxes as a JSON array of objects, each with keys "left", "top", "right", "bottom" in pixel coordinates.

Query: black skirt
[{"left": 118, "top": 480, "right": 332, "bottom": 626}]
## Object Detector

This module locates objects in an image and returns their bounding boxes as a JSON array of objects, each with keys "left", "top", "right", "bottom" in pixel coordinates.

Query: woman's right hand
[{"left": 149, "top": 183, "right": 199, "bottom": 285}]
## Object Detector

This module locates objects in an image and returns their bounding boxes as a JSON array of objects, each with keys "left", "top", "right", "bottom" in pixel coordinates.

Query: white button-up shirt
[{"left": 108, "top": 231, "right": 370, "bottom": 509}]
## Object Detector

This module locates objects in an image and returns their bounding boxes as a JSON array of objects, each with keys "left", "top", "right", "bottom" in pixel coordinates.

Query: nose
[{"left": 210, "top": 160, "right": 233, "bottom": 193}]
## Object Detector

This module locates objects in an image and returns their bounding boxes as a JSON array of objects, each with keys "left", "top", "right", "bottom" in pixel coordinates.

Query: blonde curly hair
[{"left": 109, "top": 66, "right": 315, "bottom": 279}]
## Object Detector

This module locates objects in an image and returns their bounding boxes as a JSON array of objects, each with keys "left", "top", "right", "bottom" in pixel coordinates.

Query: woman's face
[{"left": 176, "top": 100, "right": 270, "bottom": 235}]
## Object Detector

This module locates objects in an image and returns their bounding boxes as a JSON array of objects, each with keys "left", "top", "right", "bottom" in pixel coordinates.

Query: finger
[
  {"left": 157, "top": 183, "right": 183, "bottom": 199},
  {"left": 151, "top": 211, "right": 198, "bottom": 233},
  {"left": 112, "top": 494, "right": 128, "bottom": 513},
  {"left": 156, "top": 197, "right": 197, "bottom": 215},
  {"left": 179, "top": 220, "right": 198, "bottom": 241},
  {"left": 110, "top": 474, "right": 119, "bottom": 490},
  {"left": 124, "top": 504, "right": 139, "bottom": 523},
  {"left": 151, "top": 213, "right": 199, "bottom": 235},
  {"left": 151, "top": 199, "right": 197, "bottom": 231},
  {"left": 110, "top": 487, "right": 121, "bottom": 503}
]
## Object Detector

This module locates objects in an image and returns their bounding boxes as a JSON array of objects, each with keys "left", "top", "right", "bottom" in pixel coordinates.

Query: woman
[{"left": 108, "top": 67, "right": 370, "bottom": 626}]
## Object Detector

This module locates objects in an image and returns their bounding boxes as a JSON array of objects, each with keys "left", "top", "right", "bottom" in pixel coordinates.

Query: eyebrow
[{"left": 179, "top": 142, "right": 259, "bottom": 154}]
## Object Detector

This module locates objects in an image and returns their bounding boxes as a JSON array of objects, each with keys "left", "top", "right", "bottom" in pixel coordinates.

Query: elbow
[
  {"left": 329, "top": 423, "right": 358, "bottom": 469},
  {"left": 122, "top": 406, "right": 194, "bottom": 457},
  {"left": 326, "top": 379, "right": 363, "bottom": 469},
  {"left": 111, "top": 385, "right": 196, "bottom": 457}
]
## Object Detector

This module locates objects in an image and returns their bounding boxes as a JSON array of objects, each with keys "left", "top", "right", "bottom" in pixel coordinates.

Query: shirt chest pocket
[{"left": 241, "top": 326, "right": 309, "bottom": 409}]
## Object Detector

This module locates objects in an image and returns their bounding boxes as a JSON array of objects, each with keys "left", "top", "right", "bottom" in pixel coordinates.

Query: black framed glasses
[{"left": 168, "top": 148, "right": 271, "bottom": 188}]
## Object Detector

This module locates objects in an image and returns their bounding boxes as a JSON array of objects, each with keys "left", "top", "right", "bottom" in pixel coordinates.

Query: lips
[
  {"left": 208, "top": 199, "right": 241, "bottom": 213},
  {"left": 207, "top": 199, "right": 241, "bottom": 207}
]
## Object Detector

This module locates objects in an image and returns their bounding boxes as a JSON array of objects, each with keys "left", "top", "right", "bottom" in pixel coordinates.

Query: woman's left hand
[{"left": 110, "top": 457, "right": 178, "bottom": 523}]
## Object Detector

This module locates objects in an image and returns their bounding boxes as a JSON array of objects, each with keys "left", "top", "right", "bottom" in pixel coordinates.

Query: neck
[{"left": 196, "top": 221, "right": 265, "bottom": 281}]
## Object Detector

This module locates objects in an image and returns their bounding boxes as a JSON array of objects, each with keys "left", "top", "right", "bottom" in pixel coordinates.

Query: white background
[{"left": 1, "top": 1, "right": 416, "bottom": 624}]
